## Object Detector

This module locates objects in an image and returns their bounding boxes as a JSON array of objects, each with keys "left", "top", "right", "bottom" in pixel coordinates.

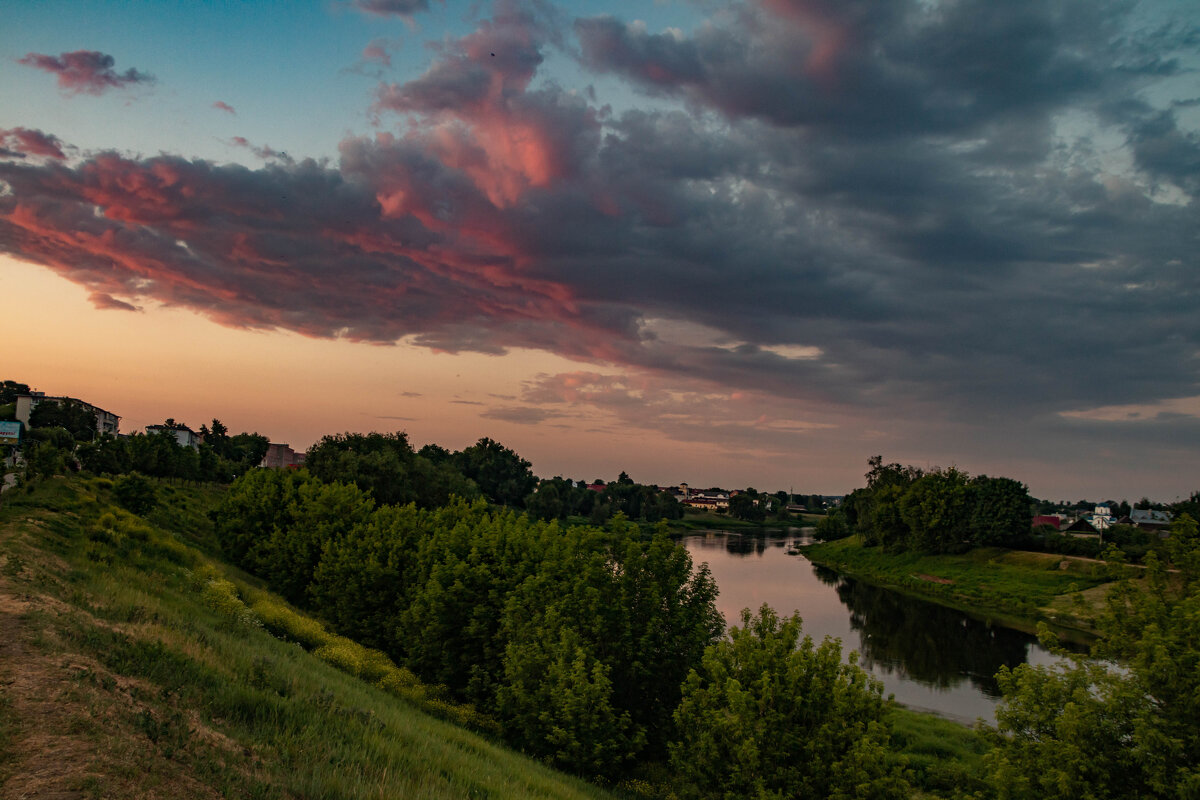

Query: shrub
[{"left": 113, "top": 473, "right": 157, "bottom": 515}]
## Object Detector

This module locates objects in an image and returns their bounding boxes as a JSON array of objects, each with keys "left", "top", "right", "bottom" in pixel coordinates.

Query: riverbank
[
  {"left": 799, "top": 536, "right": 1124, "bottom": 635},
  {"left": 671, "top": 510, "right": 822, "bottom": 531}
]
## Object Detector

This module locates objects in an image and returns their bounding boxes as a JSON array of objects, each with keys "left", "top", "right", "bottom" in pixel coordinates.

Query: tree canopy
[
  {"left": 670, "top": 605, "right": 910, "bottom": 799},
  {"left": 834, "top": 457, "right": 1031, "bottom": 553}
]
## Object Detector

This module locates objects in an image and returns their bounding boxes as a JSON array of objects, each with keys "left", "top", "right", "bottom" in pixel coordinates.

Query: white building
[{"left": 145, "top": 423, "right": 200, "bottom": 449}]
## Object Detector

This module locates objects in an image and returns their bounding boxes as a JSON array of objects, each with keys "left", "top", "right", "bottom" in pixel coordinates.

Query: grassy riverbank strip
[{"left": 799, "top": 536, "right": 1121, "bottom": 633}]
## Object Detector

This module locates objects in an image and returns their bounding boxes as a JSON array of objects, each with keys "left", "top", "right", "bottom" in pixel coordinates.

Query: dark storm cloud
[
  {"left": 2, "top": 0, "right": 1198, "bottom": 447},
  {"left": 18, "top": 50, "right": 154, "bottom": 95}
]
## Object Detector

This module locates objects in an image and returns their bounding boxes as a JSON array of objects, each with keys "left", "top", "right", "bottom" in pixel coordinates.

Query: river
[{"left": 680, "top": 529, "right": 1072, "bottom": 723}]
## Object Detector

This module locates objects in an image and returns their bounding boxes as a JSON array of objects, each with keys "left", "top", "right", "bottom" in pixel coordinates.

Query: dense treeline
[
  {"left": 14, "top": 406, "right": 268, "bottom": 484},
  {"left": 1017, "top": 522, "right": 1157, "bottom": 562},
  {"left": 214, "top": 467, "right": 722, "bottom": 774},
  {"left": 212, "top": 467, "right": 910, "bottom": 796},
  {"left": 817, "top": 456, "right": 1032, "bottom": 553},
  {"left": 526, "top": 472, "right": 684, "bottom": 524},
  {"left": 79, "top": 420, "right": 268, "bottom": 483}
]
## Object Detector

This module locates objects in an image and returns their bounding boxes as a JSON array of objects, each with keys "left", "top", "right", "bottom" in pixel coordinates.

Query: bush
[
  {"left": 670, "top": 605, "right": 910, "bottom": 799},
  {"left": 113, "top": 472, "right": 157, "bottom": 515}
]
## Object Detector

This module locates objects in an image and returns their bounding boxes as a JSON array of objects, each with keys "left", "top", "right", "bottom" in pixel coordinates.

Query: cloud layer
[{"left": 3, "top": 0, "right": 1199, "bottom": 468}]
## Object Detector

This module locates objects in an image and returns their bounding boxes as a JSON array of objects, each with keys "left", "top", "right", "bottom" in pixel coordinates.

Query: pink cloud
[
  {"left": 230, "top": 136, "right": 293, "bottom": 163},
  {"left": 87, "top": 292, "right": 140, "bottom": 312},
  {"left": 18, "top": 50, "right": 154, "bottom": 95},
  {"left": 213, "top": 101, "right": 237, "bottom": 115},
  {"left": 0, "top": 146, "right": 622, "bottom": 361},
  {"left": 0, "top": 128, "right": 67, "bottom": 160},
  {"left": 362, "top": 41, "right": 391, "bottom": 67},
  {"left": 758, "top": 0, "right": 853, "bottom": 82},
  {"left": 373, "top": 5, "right": 598, "bottom": 207}
]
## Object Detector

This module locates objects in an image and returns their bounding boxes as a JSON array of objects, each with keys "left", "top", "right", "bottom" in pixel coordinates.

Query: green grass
[
  {"left": 0, "top": 475, "right": 615, "bottom": 800},
  {"left": 801, "top": 536, "right": 1122, "bottom": 633},
  {"left": 885, "top": 706, "right": 990, "bottom": 799}
]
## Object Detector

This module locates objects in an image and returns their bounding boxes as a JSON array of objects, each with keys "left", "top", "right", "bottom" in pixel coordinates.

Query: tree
[
  {"left": 455, "top": 437, "right": 536, "bottom": 507},
  {"left": 969, "top": 475, "right": 1031, "bottom": 547},
  {"left": 0, "top": 380, "right": 30, "bottom": 405},
  {"left": 670, "top": 605, "right": 909, "bottom": 799},
  {"left": 984, "top": 513, "right": 1200, "bottom": 798},
  {"left": 112, "top": 472, "right": 157, "bottom": 515},
  {"left": 525, "top": 481, "right": 565, "bottom": 521},
  {"left": 29, "top": 399, "right": 97, "bottom": 441},
  {"left": 899, "top": 468, "right": 973, "bottom": 553},
  {"left": 498, "top": 616, "right": 642, "bottom": 776},
  {"left": 305, "top": 431, "right": 418, "bottom": 506},
  {"left": 815, "top": 510, "right": 850, "bottom": 541},
  {"left": 729, "top": 492, "right": 766, "bottom": 522}
]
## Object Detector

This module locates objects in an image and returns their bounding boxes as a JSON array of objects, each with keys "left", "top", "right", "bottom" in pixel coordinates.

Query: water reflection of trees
[
  {"left": 725, "top": 535, "right": 767, "bottom": 555},
  {"left": 812, "top": 565, "right": 842, "bottom": 586},
  {"left": 831, "top": 574, "right": 1033, "bottom": 696}
]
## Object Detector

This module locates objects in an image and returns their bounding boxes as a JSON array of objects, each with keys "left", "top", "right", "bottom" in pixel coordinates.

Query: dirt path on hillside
[{"left": 0, "top": 587, "right": 99, "bottom": 800}]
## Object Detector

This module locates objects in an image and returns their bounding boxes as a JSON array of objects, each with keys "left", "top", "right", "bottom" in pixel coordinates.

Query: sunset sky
[{"left": 2, "top": 0, "right": 1198, "bottom": 501}]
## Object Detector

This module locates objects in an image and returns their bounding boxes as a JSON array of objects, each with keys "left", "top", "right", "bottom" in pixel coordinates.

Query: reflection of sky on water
[{"left": 680, "top": 531, "right": 1073, "bottom": 724}]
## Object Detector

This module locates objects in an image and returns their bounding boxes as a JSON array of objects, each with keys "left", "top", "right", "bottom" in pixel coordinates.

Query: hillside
[{"left": 0, "top": 476, "right": 614, "bottom": 800}]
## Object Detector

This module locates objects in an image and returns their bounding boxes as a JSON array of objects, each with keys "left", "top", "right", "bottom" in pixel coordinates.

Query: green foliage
[
  {"left": 305, "top": 431, "right": 420, "bottom": 505},
  {"left": 847, "top": 457, "right": 1032, "bottom": 554},
  {"left": 76, "top": 420, "right": 264, "bottom": 483},
  {"left": 498, "top": 621, "right": 642, "bottom": 775},
  {"left": 815, "top": 510, "right": 850, "bottom": 541},
  {"left": 729, "top": 492, "right": 767, "bottom": 522},
  {"left": 885, "top": 707, "right": 990, "bottom": 798},
  {"left": 670, "top": 605, "right": 910, "bottom": 800},
  {"left": 257, "top": 478, "right": 375, "bottom": 604},
  {"left": 984, "top": 513, "right": 1200, "bottom": 798},
  {"left": 305, "top": 431, "right": 480, "bottom": 508},
  {"left": 456, "top": 437, "right": 537, "bottom": 507},
  {"left": 900, "top": 468, "right": 973, "bottom": 553},
  {"left": 213, "top": 466, "right": 309, "bottom": 564},
  {"left": 24, "top": 439, "right": 69, "bottom": 480},
  {"left": 603, "top": 479, "right": 683, "bottom": 523},
  {"left": 216, "top": 470, "right": 723, "bottom": 779},
  {"left": 308, "top": 503, "right": 423, "bottom": 652},
  {"left": 28, "top": 398, "right": 97, "bottom": 441},
  {"left": 970, "top": 476, "right": 1033, "bottom": 547},
  {"left": 112, "top": 472, "right": 157, "bottom": 515},
  {"left": 0, "top": 379, "right": 30, "bottom": 405}
]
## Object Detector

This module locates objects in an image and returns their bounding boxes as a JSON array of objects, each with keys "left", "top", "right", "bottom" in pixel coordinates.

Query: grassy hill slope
[{"left": 0, "top": 476, "right": 613, "bottom": 800}]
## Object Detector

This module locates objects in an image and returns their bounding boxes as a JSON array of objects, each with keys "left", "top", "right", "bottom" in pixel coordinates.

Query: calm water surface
[{"left": 681, "top": 530, "right": 1072, "bottom": 723}]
